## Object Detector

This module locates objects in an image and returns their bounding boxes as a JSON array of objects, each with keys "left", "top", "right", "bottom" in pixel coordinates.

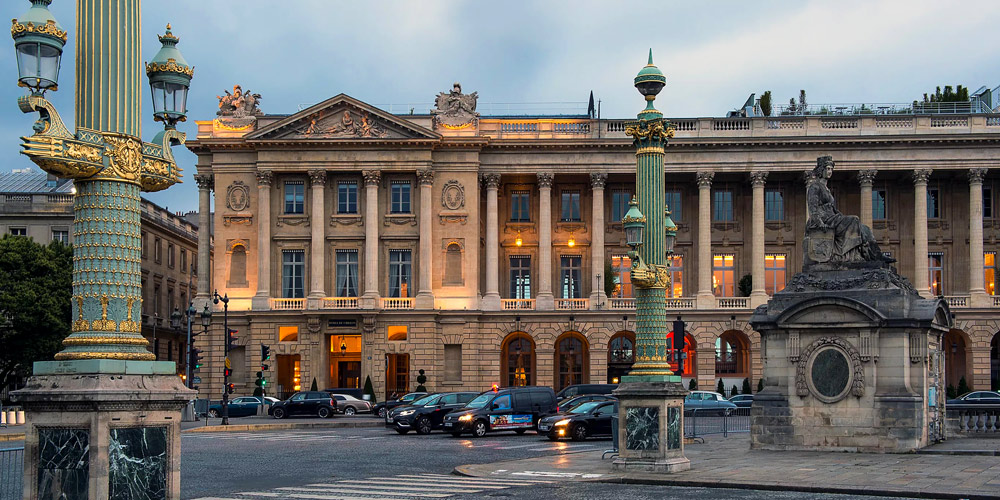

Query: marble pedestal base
[
  {"left": 612, "top": 378, "right": 690, "bottom": 473},
  {"left": 12, "top": 360, "right": 194, "bottom": 500}
]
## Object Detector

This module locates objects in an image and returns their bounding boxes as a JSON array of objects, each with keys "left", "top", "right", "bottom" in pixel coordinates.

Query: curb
[
  {"left": 917, "top": 449, "right": 1000, "bottom": 456},
  {"left": 183, "top": 419, "right": 383, "bottom": 433},
  {"left": 0, "top": 433, "right": 25, "bottom": 442}
]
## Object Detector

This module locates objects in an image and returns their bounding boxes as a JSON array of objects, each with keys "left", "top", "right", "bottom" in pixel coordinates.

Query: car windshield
[
  {"left": 465, "top": 393, "right": 493, "bottom": 409},
  {"left": 569, "top": 402, "right": 602, "bottom": 414},
  {"left": 401, "top": 393, "right": 421, "bottom": 401},
  {"left": 412, "top": 395, "right": 439, "bottom": 406}
]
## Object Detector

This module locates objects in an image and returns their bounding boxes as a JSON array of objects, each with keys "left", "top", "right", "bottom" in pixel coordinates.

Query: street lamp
[
  {"left": 146, "top": 24, "right": 193, "bottom": 130},
  {"left": 665, "top": 205, "right": 677, "bottom": 256},
  {"left": 623, "top": 196, "right": 646, "bottom": 257},
  {"left": 12, "top": 0, "right": 65, "bottom": 95},
  {"left": 213, "top": 290, "right": 231, "bottom": 425}
]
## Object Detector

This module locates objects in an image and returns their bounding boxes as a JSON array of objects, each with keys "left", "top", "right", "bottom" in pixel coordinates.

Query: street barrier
[
  {"left": 0, "top": 447, "right": 23, "bottom": 500},
  {"left": 685, "top": 407, "right": 751, "bottom": 438},
  {"left": 602, "top": 413, "right": 619, "bottom": 459}
]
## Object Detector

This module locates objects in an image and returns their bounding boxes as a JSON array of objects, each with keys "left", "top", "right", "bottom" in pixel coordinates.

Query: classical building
[
  {"left": 0, "top": 170, "right": 208, "bottom": 373},
  {"left": 187, "top": 86, "right": 1000, "bottom": 400}
]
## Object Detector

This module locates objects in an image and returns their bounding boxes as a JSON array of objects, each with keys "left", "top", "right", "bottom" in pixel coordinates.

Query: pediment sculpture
[
  {"left": 216, "top": 84, "right": 263, "bottom": 128},
  {"left": 432, "top": 82, "right": 479, "bottom": 128},
  {"left": 296, "top": 108, "right": 388, "bottom": 139}
]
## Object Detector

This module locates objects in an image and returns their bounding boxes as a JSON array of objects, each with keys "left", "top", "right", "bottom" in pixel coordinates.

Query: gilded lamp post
[{"left": 613, "top": 50, "right": 689, "bottom": 473}]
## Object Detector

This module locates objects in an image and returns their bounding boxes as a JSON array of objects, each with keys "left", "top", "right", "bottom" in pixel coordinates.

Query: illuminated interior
[
  {"left": 713, "top": 254, "right": 735, "bottom": 297},
  {"left": 387, "top": 325, "right": 408, "bottom": 341},
  {"left": 279, "top": 325, "right": 299, "bottom": 342}
]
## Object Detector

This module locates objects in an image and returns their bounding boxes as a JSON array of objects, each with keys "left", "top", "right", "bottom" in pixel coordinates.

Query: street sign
[
  {"left": 192, "top": 377, "right": 201, "bottom": 384},
  {"left": 225, "top": 357, "right": 231, "bottom": 369}
]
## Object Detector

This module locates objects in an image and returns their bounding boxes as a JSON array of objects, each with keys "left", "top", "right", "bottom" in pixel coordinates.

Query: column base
[
  {"left": 970, "top": 291, "right": 992, "bottom": 308},
  {"left": 612, "top": 380, "right": 690, "bottom": 474},
  {"left": 306, "top": 296, "right": 322, "bottom": 310},
  {"left": 536, "top": 293, "right": 554, "bottom": 311},
  {"left": 696, "top": 292, "right": 715, "bottom": 309},
  {"left": 749, "top": 291, "right": 769, "bottom": 308},
  {"left": 481, "top": 293, "right": 501, "bottom": 311},
  {"left": 251, "top": 295, "right": 271, "bottom": 311},
  {"left": 613, "top": 455, "right": 691, "bottom": 473},
  {"left": 415, "top": 292, "right": 435, "bottom": 310},
  {"left": 360, "top": 293, "right": 379, "bottom": 310}
]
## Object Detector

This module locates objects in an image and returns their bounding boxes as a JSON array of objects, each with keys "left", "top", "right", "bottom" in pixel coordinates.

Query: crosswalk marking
[
  {"left": 277, "top": 486, "right": 452, "bottom": 498},
  {"left": 335, "top": 479, "right": 507, "bottom": 490}
]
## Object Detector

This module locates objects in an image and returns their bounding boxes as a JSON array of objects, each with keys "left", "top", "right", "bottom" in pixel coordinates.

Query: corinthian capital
[
  {"left": 912, "top": 169, "right": 933, "bottom": 185},
  {"left": 969, "top": 167, "right": 989, "bottom": 185},
  {"left": 696, "top": 171, "right": 714, "bottom": 189},
  {"left": 308, "top": 170, "right": 327, "bottom": 188},
  {"left": 856, "top": 169, "right": 878, "bottom": 186},
  {"left": 194, "top": 174, "right": 214, "bottom": 191},
  {"left": 590, "top": 172, "right": 608, "bottom": 189},
  {"left": 749, "top": 171, "right": 768, "bottom": 188},
  {"left": 536, "top": 172, "right": 554, "bottom": 189},
  {"left": 481, "top": 172, "right": 501, "bottom": 190},
  {"left": 363, "top": 170, "right": 381, "bottom": 187},
  {"left": 417, "top": 169, "right": 435, "bottom": 186},
  {"left": 255, "top": 170, "right": 273, "bottom": 187}
]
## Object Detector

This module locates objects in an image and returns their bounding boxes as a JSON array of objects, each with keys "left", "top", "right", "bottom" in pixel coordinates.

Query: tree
[
  {"left": 742, "top": 378, "right": 752, "bottom": 395},
  {"left": 957, "top": 376, "right": 971, "bottom": 396},
  {"left": 0, "top": 236, "right": 72, "bottom": 394},
  {"left": 738, "top": 274, "right": 753, "bottom": 297},
  {"left": 716, "top": 379, "right": 726, "bottom": 396},
  {"left": 757, "top": 378, "right": 764, "bottom": 392},
  {"left": 688, "top": 378, "right": 697, "bottom": 390},
  {"left": 310, "top": 377, "right": 318, "bottom": 391},
  {"left": 363, "top": 375, "right": 377, "bottom": 404},
  {"left": 759, "top": 90, "right": 772, "bottom": 117},
  {"left": 415, "top": 369, "right": 427, "bottom": 392},
  {"left": 732, "top": 384, "right": 740, "bottom": 397},
  {"left": 604, "top": 261, "right": 616, "bottom": 298},
  {"left": 946, "top": 384, "right": 957, "bottom": 399}
]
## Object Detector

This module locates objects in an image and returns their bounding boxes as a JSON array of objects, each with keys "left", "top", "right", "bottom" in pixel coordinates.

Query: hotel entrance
[{"left": 330, "top": 335, "right": 362, "bottom": 389}]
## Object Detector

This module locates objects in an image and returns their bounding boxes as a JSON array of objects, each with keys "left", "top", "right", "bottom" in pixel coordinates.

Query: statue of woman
[{"left": 806, "top": 156, "right": 892, "bottom": 264}]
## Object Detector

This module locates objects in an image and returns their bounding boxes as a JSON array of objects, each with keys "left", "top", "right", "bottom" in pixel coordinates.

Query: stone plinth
[
  {"left": 750, "top": 265, "right": 951, "bottom": 453},
  {"left": 612, "top": 379, "right": 690, "bottom": 473},
  {"left": 12, "top": 360, "right": 194, "bottom": 500}
]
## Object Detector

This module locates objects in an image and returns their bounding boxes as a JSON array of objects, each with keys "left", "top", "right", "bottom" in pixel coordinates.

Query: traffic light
[
  {"left": 227, "top": 328, "right": 239, "bottom": 351},
  {"left": 189, "top": 348, "right": 203, "bottom": 373},
  {"left": 254, "top": 371, "right": 267, "bottom": 389},
  {"left": 226, "top": 383, "right": 235, "bottom": 394},
  {"left": 673, "top": 317, "right": 687, "bottom": 374},
  {"left": 224, "top": 367, "right": 232, "bottom": 378},
  {"left": 261, "top": 344, "right": 271, "bottom": 361}
]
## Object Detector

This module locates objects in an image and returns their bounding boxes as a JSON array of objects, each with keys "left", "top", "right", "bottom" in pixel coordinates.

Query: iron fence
[
  {"left": 0, "top": 447, "right": 23, "bottom": 500},
  {"left": 685, "top": 407, "right": 750, "bottom": 438}
]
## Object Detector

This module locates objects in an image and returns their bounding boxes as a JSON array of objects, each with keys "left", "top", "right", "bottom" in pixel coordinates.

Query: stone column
[
  {"left": 857, "top": 170, "right": 877, "bottom": 229},
  {"left": 590, "top": 172, "right": 608, "bottom": 310},
  {"left": 913, "top": 169, "right": 933, "bottom": 298},
  {"left": 307, "top": 170, "right": 327, "bottom": 308},
  {"left": 696, "top": 171, "right": 715, "bottom": 308},
  {"left": 482, "top": 172, "right": 502, "bottom": 310},
  {"left": 194, "top": 174, "right": 213, "bottom": 308},
  {"left": 536, "top": 172, "right": 555, "bottom": 310},
  {"left": 362, "top": 170, "right": 381, "bottom": 309},
  {"left": 251, "top": 171, "right": 273, "bottom": 310},
  {"left": 416, "top": 169, "right": 436, "bottom": 309},
  {"left": 749, "top": 171, "right": 768, "bottom": 307},
  {"left": 970, "top": 168, "right": 990, "bottom": 307}
]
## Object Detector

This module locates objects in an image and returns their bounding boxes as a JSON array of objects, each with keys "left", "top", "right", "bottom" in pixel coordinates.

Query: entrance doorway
[
  {"left": 330, "top": 335, "right": 362, "bottom": 389},
  {"left": 607, "top": 331, "right": 635, "bottom": 384},
  {"left": 386, "top": 353, "right": 409, "bottom": 400},
  {"left": 338, "top": 361, "right": 361, "bottom": 388},
  {"left": 276, "top": 354, "right": 301, "bottom": 399}
]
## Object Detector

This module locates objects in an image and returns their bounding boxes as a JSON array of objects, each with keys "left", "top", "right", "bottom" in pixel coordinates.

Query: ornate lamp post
[
  {"left": 613, "top": 50, "right": 690, "bottom": 473},
  {"left": 11, "top": 1, "right": 194, "bottom": 497}
]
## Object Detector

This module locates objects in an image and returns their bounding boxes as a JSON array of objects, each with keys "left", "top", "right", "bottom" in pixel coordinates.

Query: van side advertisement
[{"left": 489, "top": 414, "right": 532, "bottom": 429}]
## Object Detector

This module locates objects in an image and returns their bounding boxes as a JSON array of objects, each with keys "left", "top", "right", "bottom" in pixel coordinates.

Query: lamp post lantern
[{"left": 612, "top": 50, "right": 690, "bottom": 473}]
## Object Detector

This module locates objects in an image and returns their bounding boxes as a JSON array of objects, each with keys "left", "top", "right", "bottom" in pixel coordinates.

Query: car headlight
[
  {"left": 458, "top": 414, "right": 474, "bottom": 422},
  {"left": 555, "top": 419, "right": 571, "bottom": 426},
  {"left": 399, "top": 410, "right": 415, "bottom": 416}
]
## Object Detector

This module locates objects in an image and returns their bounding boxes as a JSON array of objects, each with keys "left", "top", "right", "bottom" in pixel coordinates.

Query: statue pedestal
[
  {"left": 612, "top": 378, "right": 690, "bottom": 473},
  {"left": 12, "top": 360, "right": 194, "bottom": 500}
]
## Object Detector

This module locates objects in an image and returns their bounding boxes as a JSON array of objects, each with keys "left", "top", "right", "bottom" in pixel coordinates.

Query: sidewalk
[
  {"left": 0, "top": 425, "right": 25, "bottom": 442},
  {"left": 456, "top": 435, "right": 1000, "bottom": 499}
]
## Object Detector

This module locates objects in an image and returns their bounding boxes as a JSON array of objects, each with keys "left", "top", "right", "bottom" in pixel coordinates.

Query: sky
[{"left": 3, "top": 0, "right": 1000, "bottom": 212}]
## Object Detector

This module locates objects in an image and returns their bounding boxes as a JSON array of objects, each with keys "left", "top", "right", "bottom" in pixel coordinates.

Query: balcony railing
[
  {"left": 322, "top": 297, "right": 359, "bottom": 309},
  {"left": 994, "top": 296, "right": 1000, "bottom": 307},
  {"left": 609, "top": 298, "right": 635, "bottom": 310},
  {"left": 666, "top": 297, "right": 696, "bottom": 309},
  {"left": 270, "top": 298, "right": 305, "bottom": 311},
  {"left": 555, "top": 298, "right": 589, "bottom": 310},
  {"left": 716, "top": 297, "right": 750, "bottom": 309},
  {"left": 945, "top": 296, "right": 969, "bottom": 308},
  {"left": 501, "top": 299, "right": 535, "bottom": 310},
  {"left": 381, "top": 297, "right": 415, "bottom": 310}
]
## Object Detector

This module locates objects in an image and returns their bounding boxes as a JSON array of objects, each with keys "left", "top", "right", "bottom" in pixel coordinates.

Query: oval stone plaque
[{"left": 811, "top": 348, "right": 850, "bottom": 400}]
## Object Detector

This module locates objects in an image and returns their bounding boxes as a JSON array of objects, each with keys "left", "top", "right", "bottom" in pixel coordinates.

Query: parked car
[
  {"left": 386, "top": 392, "right": 478, "bottom": 434},
  {"left": 442, "top": 386, "right": 558, "bottom": 438},
  {"left": 555, "top": 384, "right": 617, "bottom": 399},
  {"left": 556, "top": 394, "right": 617, "bottom": 413},
  {"left": 947, "top": 391, "right": 1000, "bottom": 406},
  {"left": 538, "top": 400, "right": 617, "bottom": 441},
  {"left": 332, "top": 394, "right": 373, "bottom": 415},
  {"left": 372, "top": 392, "right": 428, "bottom": 419},
  {"left": 324, "top": 388, "right": 368, "bottom": 400},
  {"left": 728, "top": 394, "right": 754, "bottom": 409},
  {"left": 684, "top": 390, "right": 737, "bottom": 416},
  {"left": 269, "top": 391, "right": 338, "bottom": 419},
  {"left": 207, "top": 396, "right": 278, "bottom": 418}
]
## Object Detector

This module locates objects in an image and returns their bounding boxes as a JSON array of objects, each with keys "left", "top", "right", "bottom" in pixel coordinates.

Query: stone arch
[
  {"left": 666, "top": 328, "right": 697, "bottom": 378},
  {"left": 992, "top": 331, "right": 1000, "bottom": 391},
  {"left": 715, "top": 329, "right": 752, "bottom": 396},
  {"left": 501, "top": 331, "right": 535, "bottom": 387},
  {"left": 554, "top": 331, "right": 589, "bottom": 392},
  {"left": 943, "top": 328, "right": 972, "bottom": 393},
  {"left": 227, "top": 240, "right": 248, "bottom": 287}
]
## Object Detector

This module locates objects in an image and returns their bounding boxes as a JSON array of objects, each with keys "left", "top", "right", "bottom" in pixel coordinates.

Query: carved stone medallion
[
  {"left": 441, "top": 180, "right": 465, "bottom": 210},
  {"left": 796, "top": 336, "right": 865, "bottom": 402},
  {"left": 226, "top": 181, "right": 251, "bottom": 211}
]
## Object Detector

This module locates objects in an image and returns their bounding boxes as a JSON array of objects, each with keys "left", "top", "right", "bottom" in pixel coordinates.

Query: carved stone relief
[
  {"left": 441, "top": 180, "right": 465, "bottom": 210},
  {"left": 226, "top": 181, "right": 250, "bottom": 211}
]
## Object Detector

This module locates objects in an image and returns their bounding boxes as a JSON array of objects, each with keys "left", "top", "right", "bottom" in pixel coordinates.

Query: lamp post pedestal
[{"left": 613, "top": 380, "right": 690, "bottom": 472}]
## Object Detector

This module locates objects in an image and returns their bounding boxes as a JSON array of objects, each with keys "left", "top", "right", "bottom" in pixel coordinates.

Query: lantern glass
[
  {"left": 200, "top": 305, "right": 212, "bottom": 327},
  {"left": 624, "top": 222, "right": 644, "bottom": 249},
  {"left": 16, "top": 41, "right": 61, "bottom": 90},
  {"left": 151, "top": 80, "right": 189, "bottom": 122},
  {"left": 665, "top": 230, "right": 677, "bottom": 255}
]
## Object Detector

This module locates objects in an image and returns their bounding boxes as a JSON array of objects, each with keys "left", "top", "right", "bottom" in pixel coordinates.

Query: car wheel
[
  {"left": 272, "top": 408, "right": 286, "bottom": 419},
  {"left": 344, "top": 406, "right": 357, "bottom": 416},
  {"left": 377, "top": 407, "right": 387, "bottom": 419},
  {"left": 208, "top": 409, "right": 219, "bottom": 418},
  {"left": 450, "top": 432, "right": 463, "bottom": 438},
  {"left": 472, "top": 420, "right": 488, "bottom": 438},
  {"left": 416, "top": 417, "right": 433, "bottom": 435},
  {"left": 318, "top": 407, "right": 332, "bottom": 419},
  {"left": 514, "top": 429, "right": 527, "bottom": 435},
  {"left": 396, "top": 428, "right": 409, "bottom": 435},
  {"left": 571, "top": 424, "right": 588, "bottom": 441}
]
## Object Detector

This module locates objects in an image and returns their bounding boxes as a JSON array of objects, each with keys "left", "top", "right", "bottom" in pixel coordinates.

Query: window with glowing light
[
  {"left": 502, "top": 333, "right": 534, "bottom": 387},
  {"left": 986, "top": 252, "right": 997, "bottom": 296},
  {"left": 611, "top": 254, "right": 632, "bottom": 298},
  {"left": 667, "top": 255, "right": 683, "bottom": 298},
  {"left": 929, "top": 253, "right": 943, "bottom": 296},
  {"left": 555, "top": 333, "right": 588, "bottom": 392},
  {"left": 764, "top": 254, "right": 786, "bottom": 295},
  {"left": 387, "top": 325, "right": 408, "bottom": 341},
  {"left": 713, "top": 254, "right": 736, "bottom": 297},
  {"left": 279, "top": 326, "right": 299, "bottom": 342}
]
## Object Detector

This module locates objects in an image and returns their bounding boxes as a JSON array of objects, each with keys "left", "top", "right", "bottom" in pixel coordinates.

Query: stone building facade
[{"left": 187, "top": 90, "right": 1000, "bottom": 400}]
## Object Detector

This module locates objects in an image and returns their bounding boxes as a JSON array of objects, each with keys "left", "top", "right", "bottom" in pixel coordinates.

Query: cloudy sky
[{"left": 3, "top": 0, "right": 1000, "bottom": 212}]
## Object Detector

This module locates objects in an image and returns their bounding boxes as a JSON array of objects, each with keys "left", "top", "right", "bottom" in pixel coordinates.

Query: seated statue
[{"left": 805, "top": 156, "right": 894, "bottom": 267}]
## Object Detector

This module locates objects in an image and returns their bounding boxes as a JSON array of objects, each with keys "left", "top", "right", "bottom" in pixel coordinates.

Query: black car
[
  {"left": 268, "top": 391, "right": 338, "bottom": 419},
  {"left": 946, "top": 391, "right": 1000, "bottom": 406},
  {"left": 555, "top": 383, "right": 617, "bottom": 399},
  {"left": 442, "top": 386, "right": 557, "bottom": 438},
  {"left": 386, "top": 392, "right": 478, "bottom": 434},
  {"left": 372, "top": 392, "right": 428, "bottom": 419},
  {"left": 556, "top": 394, "right": 617, "bottom": 413},
  {"left": 538, "top": 400, "right": 617, "bottom": 441}
]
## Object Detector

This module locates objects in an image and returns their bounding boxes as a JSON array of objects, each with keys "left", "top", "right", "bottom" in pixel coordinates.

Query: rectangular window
[
  {"left": 444, "top": 344, "right": 462, "bottom": 382},
  {"left": 338, "top": 181, "right": 358, "bottom": 214},
  {"left": 52, "top": 229, "right": 69, "bottom": 244},
  {"left": 611, "top": 254, "right": 632, "bottom": 298},
  {"left": 665, "top": 191, "right": 682, "bottom": 222},
  {"left": 713, "top": 254, "right": 736, "bottom": 297},
  {"left": 985, "top": 186, "right": 994, "bottom": 219},
  {"left": 667, "top": 255, "right": 683, "bottom": 298},
  {"left": 281, "top": 250, "right": 305, "bottom": 298},
  {"left": 611, "top": 190, "right": 632, "bottom": 223},
  {"left": 713, "top": 190, "right": 733, "bottom": 222},
  {"left": 927, "top": 187, "right": 940, "bottom": 219},
  {"left": 390, "top": 181, "right": 411, "bottom": 214},
  {"left": 9, "top": 227, "right": 26, "bottom": 236},
  {"left": 387, "top": 325, "right": 408, "bottom": 341},
  {"left": 765, "top": 189, "right": 784, "bottom": 221},
  {"left": 929, "top": 253, "right": 943, "bottom": 296},
  {"left": 560, "top": 255, "right": 582, "bottom": 299},
  {"left": 167, "top": 243, "right": 175, "bottom": 268},
  {"left": 510, "top": 191, "right": 530, "bottom": 222},
  {"left": 336, "top": 250, "right": 359, "bottom": 297},
  {"left": 986, "top": 251, "right": 997, "bottom": 296},
  {"left": 154, "top": 237, "right": 162, "bottom": 263},
  {"left": 279, "top": 326, "right": 299, "bottom": 342},
  {"left": 388, "top": 250, "right": 412, "bottom": 297},
  {"left": 509, "top": 256, "right": 531, "bottom": 299},
  {"left": 180, "top": 248, "right": 187, "bottom": 272},
  {"left": 141, "top": 231, "right": 147, "bottom": 257},
  {"left": 872, "top": 189, "right": 887, "bottom": 220},
  {"left": 561, "top": 191, "right": 581, "bottom": 222},
  {"left": 764, "top": 254, "right": 787, "bottom": 295},
  {"left": 284, "top": 181, "right": 305, "bottom": 214}
]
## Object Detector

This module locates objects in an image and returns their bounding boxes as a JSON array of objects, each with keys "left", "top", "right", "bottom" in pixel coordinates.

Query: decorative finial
[
  {"left": 166, "top": 23, "right": 172, "bottom": 31},
  {"left": 647, "top": 48, "right": 653, "bottom": 66}
]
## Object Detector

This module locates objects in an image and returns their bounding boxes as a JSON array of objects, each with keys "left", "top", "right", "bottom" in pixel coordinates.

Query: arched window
[
  {"left": 607, "top": 331, "right": 635, "bottom": 384},
  {"left": 444, "top": 243, "right": 463, "bottom": 286},
  {"left": 715, "top": 330, "right": 750, "bottom": 376},
  {"left": 666, "top": 330, "right": 696, "bottom": 377},
  {"left": 229, "top": 242, "right": 247, "bottom": 287},
  {"left": 991, "top": 332, "right": 1000, "bottom": 391},
  {"left": 944, "top": 329, "right": 971, "bottom": 392},
  {"left": 501, "top": 332, "right": 535, "bottom": 387},
  {"left": 555, "top": 332, "right": 589, "bottom": 392}
]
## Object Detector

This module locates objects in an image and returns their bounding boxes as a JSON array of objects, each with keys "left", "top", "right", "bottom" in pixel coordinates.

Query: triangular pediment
[{"left": 246, "top": 94, "right": 440, "bottom": 141}]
